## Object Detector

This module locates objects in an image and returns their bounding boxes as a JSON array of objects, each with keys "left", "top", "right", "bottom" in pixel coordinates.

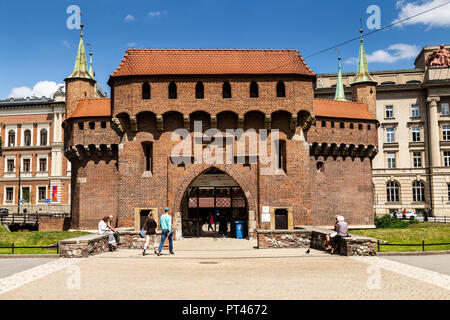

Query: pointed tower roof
[
  {"left": 67, "top": 24, "right": 95, "bottom": 81},
  {"left": 351, "top": 29, "right": 377, "bottom": 85},
  {"left": 334, "top": 57, "right": 347, "bottom": 101},
  {"left": 88, "top": 52, "right": 95, "bottom": 79}
]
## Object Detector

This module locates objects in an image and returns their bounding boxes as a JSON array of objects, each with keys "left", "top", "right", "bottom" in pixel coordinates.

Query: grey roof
[{"left": 0, "top": 97, "right": 63, "bottom": 107}]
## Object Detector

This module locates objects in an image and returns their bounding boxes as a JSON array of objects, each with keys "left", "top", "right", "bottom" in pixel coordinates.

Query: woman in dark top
[{"left": 142, "top": 211, "right": 158, "bottom": 256}]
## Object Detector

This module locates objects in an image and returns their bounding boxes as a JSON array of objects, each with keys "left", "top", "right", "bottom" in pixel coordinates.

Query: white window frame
[
  {"left": 21, "top": 155, "right": 32, "bottom": 177},
  {"left": 412, "top": 127, "right": 421, "bottom": 142},
  {"left": 36, "top": 185, "right": 48, "bottom": 203},
  {"left": 37, "top": 123, "right": 50, "bottom": 146},
  {"left": 20, "top": 185, "right": 32, "bottom": 205},
  {"left": 385, "top": 105, "right": 394, "bottom": 119},
  {"left": 387, "top": 153, "right": 396, "bottom": 169},
  {"left": 413, "top": 151, "right": 422, "bottom": 168},
  {"left": 386, "top": 127, "right": 395, "bottom": 143},
  {"left": 4, "top": 186, "right": 15, "bottom": 204},
  {"left": 36, "top": 154, "right": 49, "bottom": 177},
  {"left": 66, "top": 160, "right": 72, "bottom": 176},
  {"left": 442, "top": 125, "right": 450, "bottom": 141},
  {"left": 21, "top": 124, "right": 34, "bottom": 147},
  {"left": 5, "top": 125, "right": 17, "bottom": 147},
  {"left": 444, "top": 151, "right": 450, "bottom": 167},
  {"left": 411, "top": 105, "right": 420, "bottom": 118},
  {"left": 442, "top": 103, "right": 449, "bottom": 116},
  {"left": 4, "top": 156, "right": 16, "bottom": 178}
]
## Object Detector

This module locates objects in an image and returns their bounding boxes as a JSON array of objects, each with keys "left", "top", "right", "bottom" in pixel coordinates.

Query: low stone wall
[
  {"left": 119, "top": 230, "right": 174, "bottom": 249},
  {"left": 257, "top": 230, "right": 311, "bottom": 248},
  {"left": 39, "top": 216, "right": 71, "bottom": 231},
  {"left": 59, "top": 234, "right": 109, "bottom": 258},
  {"left": 257, "top": 226, "right": 377, "bottom": 256}
]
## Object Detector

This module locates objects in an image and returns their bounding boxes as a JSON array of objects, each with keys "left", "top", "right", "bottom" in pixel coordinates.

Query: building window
[
  {"left": 368, "top": 124, "right": 371, "bottom": 130},
  {"left": 5, "top": 187, "right": 14, "bottom": 203},
  {"left": 386, "top": 127, "right": 395, "bottom": 143},
  {"left": 387, "top": 153, "right": 396, "bottom": 169},
  {"left": 444, "top": 151, "right": 450, "bottom": 167},
  {"left": 276, "top": 81, "right": 285, "bottom": 98},
  {"left": 40, "top": 129, "right": 48, "bottom": 146},
  {"left": 411, "top": 105, "right": 420, "bottom": 118},
  {"left": 316, "top": 162, "right": 324, "bottom": 172},
  {"left": 101, "top": 121, "right": 107, "bottom": 129},
  {"left": 448, "top": 184, "right": 450, "bottom": 202},
  {"left": 39, "top": 158, "right": 47, "bottom": 172},
  {"left": 412, "top": 127, "right": 421, "bottom": 142},
  {"left": 277, "top": 140, "right": 287, "bottom": 172},
  {"left": 142, "top": 82, "right": 151, "bottom": 100},
  {"left": 412, "top": 181, "right": 425, "bottom": 202},
  {"left": 250, "top": 81, "right": 259, "bottom": 98},
  {"left": 7, "top": 159, "right": 15, "bottom": 173},
  {"left": 89, "top": 122, "right": 95, "bottom": 130},
  {"left": 142, "top": 142, "right": 153, "bottom": 172},
  {"left": 442, "top": 103, "right": 449, "bottom": 116},
  {"left": 23, "top": 159, "right": 31, "bottom": 173},
  {"left": 385, "top": 105, "right": 394, "bottom": 118},
  {"left": 22, "top": 187, "right": 31, "bottom": 203},
  {"left": 38, "top": 187, "right": 47, "bottom": 202},
  {"left": 195, "top": 82, "right": 204, "bottom": 99},
  {"left": 386, "top": 181, "right": 400, "bottom": 202},
  {"left": 442, "top": 125, "right": 450, "bottom": 141},
  {"left": 78, "top": 122, "right": 84, "bottom": 130},
  {"left": 24, "top": 129, "right": 31, "bottom": 146},
  {"left": 358, "top": 124, "right": 363, "bottom": 130},
  {"left": 350, "top": 123, "right": 354, "bottom": 129},
  {"left": 169, "top": 82, "right": 177, "bottom": 99},
  {"left": 321, "top": 121, "right": 326, "bottom": 127},
  {"left": 8, "top": 130, "right": 15, "bottom": 147},
  {"left": 331, "top": 121, "right": 335, "bottom": 128},
  {"left": 340, "top": 122, "right": 345, "bottom": 129},
  {"left": 223, "top": 81, "right": 232, "bottom": 99},
  {"left": 413, "top": 152, "right": 422, "bottom": 168}
]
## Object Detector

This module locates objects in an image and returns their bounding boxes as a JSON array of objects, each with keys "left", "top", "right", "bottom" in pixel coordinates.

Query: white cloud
[
  {"left": 8, "top": 81, "right": 65, "bottom": 99},
  {"left": 345, "top": 44, "right": 421, "bottom": 65},
  {"left": 394, "top": 0, "right": 450, "bottom": 28},
  {"left": 149, "top": 10, "right": 167, "bottom": 18},
  {"left": 124, "top": 14, "right": 135, "bottom": 22},
  {"left": 61, "top": 40, "right": 71, "bottom": 48}
]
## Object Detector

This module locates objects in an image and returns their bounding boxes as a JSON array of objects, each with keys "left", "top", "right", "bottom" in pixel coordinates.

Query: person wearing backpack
[{"left": 142, "top": 210, "right": 158, "bottom": 256}]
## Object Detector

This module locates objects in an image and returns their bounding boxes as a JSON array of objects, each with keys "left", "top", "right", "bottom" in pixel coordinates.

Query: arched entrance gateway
[{"left": 180, "top": 168, "right": 249, "bottom": 238}]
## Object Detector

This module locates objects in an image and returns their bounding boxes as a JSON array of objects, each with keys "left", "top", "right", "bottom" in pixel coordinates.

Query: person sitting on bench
[{"left": 331, "top": 215, "right": 348, "bottom": 254}]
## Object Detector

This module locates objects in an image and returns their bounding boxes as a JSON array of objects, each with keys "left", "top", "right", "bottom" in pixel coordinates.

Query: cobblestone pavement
[{"left": 0, "top": 239, "right": 449, "bottom": 300}]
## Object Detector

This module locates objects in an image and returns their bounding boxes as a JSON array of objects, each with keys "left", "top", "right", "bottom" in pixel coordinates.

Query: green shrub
[{"left": 375, "top": 214, "right": 412, "bottom": 229}]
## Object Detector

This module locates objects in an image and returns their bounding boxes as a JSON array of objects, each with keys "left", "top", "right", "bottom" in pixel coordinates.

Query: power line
[
  {"left": 305, "top": 0, "right": 450, "bottom": 59},
  {"left": 265, "top": 0, "right": 450, "bottom": 73}
]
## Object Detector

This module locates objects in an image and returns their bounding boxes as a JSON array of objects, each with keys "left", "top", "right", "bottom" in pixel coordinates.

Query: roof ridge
[{"left": 314, "top": 98, "right": 364, "bottom": 105}]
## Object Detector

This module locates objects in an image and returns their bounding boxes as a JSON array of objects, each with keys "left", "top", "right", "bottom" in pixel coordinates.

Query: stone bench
[{"left": 257, "top": 226, "right": 377, "bottom": 256}]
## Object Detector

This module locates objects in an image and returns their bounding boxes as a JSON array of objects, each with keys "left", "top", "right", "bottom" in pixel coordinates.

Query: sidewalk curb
[
  {"left": 377, "top": 250, "right": 450, "bottom": 256},
  {"left": 0, "top": 254, "right": 59, "bottom": 259}
]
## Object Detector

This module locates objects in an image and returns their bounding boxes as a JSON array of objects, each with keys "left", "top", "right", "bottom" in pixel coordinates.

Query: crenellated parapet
[
  {"left": 310, "top": 142, "right": 378, "bottom": 160},
  {"left": 64, "top": 144, "right": 119, "bottom": 163}
]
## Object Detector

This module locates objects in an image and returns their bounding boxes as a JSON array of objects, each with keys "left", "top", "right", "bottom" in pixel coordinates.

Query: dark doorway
[
  {"left": 275, "top": 209, "right": 288, "bottom": 230},
  {"left": 140, "top": 210, "right": 151, "bottom": 230}
]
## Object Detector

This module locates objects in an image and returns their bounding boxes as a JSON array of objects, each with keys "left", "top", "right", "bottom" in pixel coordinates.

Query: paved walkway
[
  {"left": 0, "top": 258, "right": 58, "bottom": 279},
  {"left": 383, "top": 255, "right": 450, "bottom": 276},
  {"left": 0, "top": 239, "right": 449, "bottom": 300}
]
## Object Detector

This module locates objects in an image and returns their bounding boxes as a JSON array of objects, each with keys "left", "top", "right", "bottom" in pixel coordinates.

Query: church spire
[
  {"left": 351, "top": 29, "right": 376, "bottom": 85},
  {"left": 89, "top": 52, "right": 95, "bottom": 79},
  {"left": 67, "top": 24, "right": 94, "bottom": 80},
  {"left": 334, "top": 57, "right": 347, "bottom": 101}
]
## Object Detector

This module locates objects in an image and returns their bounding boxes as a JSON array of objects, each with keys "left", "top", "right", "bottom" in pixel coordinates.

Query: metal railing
[
  {"left": 418, "top": 216, "right": 450, "bottom": 223},
  {"left": 377, "top": 240, "right": 450, "bottom": 252},
  {"left": 0, "top": 213, "right": 70, "bottom": 225},
  {"left": 0, "top": 242, "right": 60, "bottom": 254}
]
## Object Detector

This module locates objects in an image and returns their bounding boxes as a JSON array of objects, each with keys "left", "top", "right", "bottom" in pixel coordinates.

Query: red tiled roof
[
  {"left": 110, "top": 49, "right": 315, "bottom": 77},
  {"left": 314, "top": 98, "right": 375, "bottom": 120},
  {"left": 70, "top": 98, "right": 111, "bottom": 119}
]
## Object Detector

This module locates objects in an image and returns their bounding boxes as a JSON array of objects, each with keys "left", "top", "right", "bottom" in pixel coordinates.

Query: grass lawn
[
  {"left": 0, "top": 225, "right": 89, "bottom": 254},
  {"left": 351, "top": 222, "right": 450, "bottom": 252}
]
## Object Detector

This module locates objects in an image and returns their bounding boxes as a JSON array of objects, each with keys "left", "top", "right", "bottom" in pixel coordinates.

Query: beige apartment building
[{"left": 316, "top": 45, "right": 450, "bottom": 217}]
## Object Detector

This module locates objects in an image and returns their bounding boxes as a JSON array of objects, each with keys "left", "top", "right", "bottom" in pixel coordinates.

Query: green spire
[
  {"left": 334, "top": 57, "right": 347, "bottom": 101},
  {"left": 351, "top": 29, "right": 377, "bottom": 85},
  {"left": 88, "top": 52, "right": 95, "bottom": 79},
  {"left": 67, "top": 24, "right": 94, "bottom": 80}
]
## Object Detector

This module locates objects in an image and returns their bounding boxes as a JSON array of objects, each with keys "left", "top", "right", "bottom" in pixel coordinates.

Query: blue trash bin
[{"left": 235, "top": 220, "right": 245, "bottom": 239}]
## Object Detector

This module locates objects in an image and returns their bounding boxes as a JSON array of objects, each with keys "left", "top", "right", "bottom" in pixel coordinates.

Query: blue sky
[{"left": 1, "top": 0, "right": 449, "bottom": 99}]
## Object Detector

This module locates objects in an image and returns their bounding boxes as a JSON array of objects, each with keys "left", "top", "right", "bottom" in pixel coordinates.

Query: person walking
[
  {"left": 207, "top": 212, "right": 214, "bottom": 232},
  {"left": 142, "top": 211, "right": 158, "bottom": 256},
  {"left": 157, "top": 207, "right": 174, "bottom": 256}
]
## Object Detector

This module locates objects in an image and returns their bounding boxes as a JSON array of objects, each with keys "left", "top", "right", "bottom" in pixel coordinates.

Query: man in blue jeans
[{"left": 157, "top": 207, "right": 174, "bottom": 256}]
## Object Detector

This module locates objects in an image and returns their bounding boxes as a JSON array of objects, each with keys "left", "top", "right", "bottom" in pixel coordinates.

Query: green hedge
[{"left": 374, "top": 214, "right": 418, "bottom": 229}]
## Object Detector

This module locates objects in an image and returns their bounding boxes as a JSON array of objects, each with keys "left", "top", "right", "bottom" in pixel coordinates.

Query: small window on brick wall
[
  {"left": 340, "top": 122, "right": 345, "bottom": 129},
  {"left": 316, "top": 161, "right": 324, "bottom": 173},
  {"left": 368, "top": 124, "right": 371, "bottom": 130},
  {"left": 350, "top": 123, "right": 354, "bottom": 129},
  {"left": 321, "top": 121, "right": 326, "bottom": 127},
  {"left": 277, "top": 140, "right": 287, "bottom": 173},
  {"left": 358, "top": 124, "right": 363, "bottom": 130},
  {"left": 78, "top": 122, "right": 84, "bottom": 130},
  {"left": 101, "top": 121, "right": 107, "bottom": 129},
  {"left": 142, "top": 142, "right": 153, "bottom": 172},
  {"left": 89, "top": 122, "right": 95, "bottom": 130}
]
